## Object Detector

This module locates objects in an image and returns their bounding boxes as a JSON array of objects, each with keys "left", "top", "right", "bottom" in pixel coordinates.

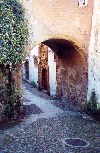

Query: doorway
[
  {"left": 25, "top": 61, "right": 29, "bottom": 80},
  {"left": 42, "top": 68, "right": 48, "bottom": 90}
]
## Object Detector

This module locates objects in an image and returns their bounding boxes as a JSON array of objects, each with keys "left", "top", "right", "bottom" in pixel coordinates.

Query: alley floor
[{"left": 0, "top": 81, "right": 100, "bottom": 153}]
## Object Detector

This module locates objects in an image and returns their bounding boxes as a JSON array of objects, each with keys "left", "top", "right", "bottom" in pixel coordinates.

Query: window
[{"left": 78, "top": 0, "right": 88, "bottom": 6}]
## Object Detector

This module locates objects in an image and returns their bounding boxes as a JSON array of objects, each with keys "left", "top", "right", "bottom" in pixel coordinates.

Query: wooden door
[{"left": 42, "top": 68, "right": 48, "bottom": 90}]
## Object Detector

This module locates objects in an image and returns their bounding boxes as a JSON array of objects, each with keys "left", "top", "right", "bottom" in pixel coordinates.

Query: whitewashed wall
[
  {"left": 29, "top": 45, "right": 39, "bottom": 85},
  {"left": 22, "top": 56, "right": 30, "bottom": 80},
  {"left": 22, "top": 64, "right": 26, "bottom": 80},
  {"left": 23, "top": 45, "right": 57, "bottom": 95},
  {"left": 48, "top": 48, "right": 57, "bottom": 96},
  {"left": 88, "top": 0, "right": 100, "bottom": 104}
]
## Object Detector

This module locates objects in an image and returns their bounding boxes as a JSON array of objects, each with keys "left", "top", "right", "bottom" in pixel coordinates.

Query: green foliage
[
  {"left": 0, "top": 0, "right": 28, "bottom": 66},
  {"left": 31, "top": 81, "right": 37, "bottom": 88},
  {"left": 86, "top": 90, "right": 99, "bottom": 114}
]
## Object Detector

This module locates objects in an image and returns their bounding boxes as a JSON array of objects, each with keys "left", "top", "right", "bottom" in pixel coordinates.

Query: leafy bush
[{"left": 0, "top": 0, "right": 28, "bottom": 66}]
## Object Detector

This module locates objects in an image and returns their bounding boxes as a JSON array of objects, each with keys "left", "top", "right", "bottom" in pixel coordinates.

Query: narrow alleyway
[{"left": 0, "top": 81, "right": 100, "bottom": 153}]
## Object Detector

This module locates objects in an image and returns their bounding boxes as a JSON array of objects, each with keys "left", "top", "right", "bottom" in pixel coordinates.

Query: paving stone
[{"left": 0, "top": 82, "right": 100, "bottom": 153}]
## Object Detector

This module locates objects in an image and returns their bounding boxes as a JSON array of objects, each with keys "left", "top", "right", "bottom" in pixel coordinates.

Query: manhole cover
[{"left": 64, "top": 138, "right": 89, "bottom": 147}]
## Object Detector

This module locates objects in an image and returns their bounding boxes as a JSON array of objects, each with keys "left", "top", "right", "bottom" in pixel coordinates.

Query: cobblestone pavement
[{"left": 0, "top": 81, "right": 100, "bottom": 153}]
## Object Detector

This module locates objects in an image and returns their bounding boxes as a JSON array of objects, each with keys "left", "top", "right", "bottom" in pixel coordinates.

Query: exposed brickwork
[
  {"left": 38, "top": 44, "right": 49, "bottom": 93},
  {"left": 51, "top": 40, "right": 88, "bottom": 110}
]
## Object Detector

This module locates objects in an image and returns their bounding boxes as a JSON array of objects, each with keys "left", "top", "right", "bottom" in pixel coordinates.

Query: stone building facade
[
  {"left": 0, "top": 0, "right": 100, "bottom": 121},
  {"left": 20, "top": 0, "right": 94, "bottom": 110}
]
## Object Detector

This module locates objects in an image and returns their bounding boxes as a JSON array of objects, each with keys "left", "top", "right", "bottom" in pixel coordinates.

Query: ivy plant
[
  {"left": 0, "top": 0, "right": 28, "bottom": 120},
  {"left": 0, "top": 0, "right": 28, "bottom": 66}
]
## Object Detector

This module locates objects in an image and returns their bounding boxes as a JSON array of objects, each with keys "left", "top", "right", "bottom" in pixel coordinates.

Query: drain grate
[{"left": 64, "top": 138, "right": 89, "bottom": 148}]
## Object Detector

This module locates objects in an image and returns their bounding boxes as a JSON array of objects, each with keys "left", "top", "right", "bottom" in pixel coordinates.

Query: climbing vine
[
  {"left": 0, "top": 0, "right": 28, "bottom": 120},
  {"left": 0, "top": 0, "right": 28, "bottom": 66}
]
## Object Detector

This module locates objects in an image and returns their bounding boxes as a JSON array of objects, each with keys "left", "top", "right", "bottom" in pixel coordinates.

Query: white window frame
[{"left": 78, "top": 0, "right": 88, "bottom": 6}]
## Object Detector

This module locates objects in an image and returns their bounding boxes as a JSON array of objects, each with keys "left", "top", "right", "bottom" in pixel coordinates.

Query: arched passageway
[
  {"left": 23, "top": 38, "right": 88, "bottom": 110},
  {"left": 42, "top": 39, "right": 88, "bottom": 110}
]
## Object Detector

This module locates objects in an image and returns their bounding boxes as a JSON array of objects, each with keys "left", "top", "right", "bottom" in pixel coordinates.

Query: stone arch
[
  {"left": 30, "top": 35, "right": 88, "bottom": 110},
  {"left": 27, "top": 34, "right": 86, "bottom": 54}
]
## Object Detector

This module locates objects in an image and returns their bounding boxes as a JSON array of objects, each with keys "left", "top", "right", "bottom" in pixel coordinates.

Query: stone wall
[
  {"left": 52, "top": 40, "right": 87, "bottom": 110},
  {"left": 20, "top": 0, "right": 93, "bottom": 51},
  {"left": 0, "top": 65, "right": 8, "bottom": 121},
  {"left": 0, "top": 64, "right": 23, "bottom": 122}
]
